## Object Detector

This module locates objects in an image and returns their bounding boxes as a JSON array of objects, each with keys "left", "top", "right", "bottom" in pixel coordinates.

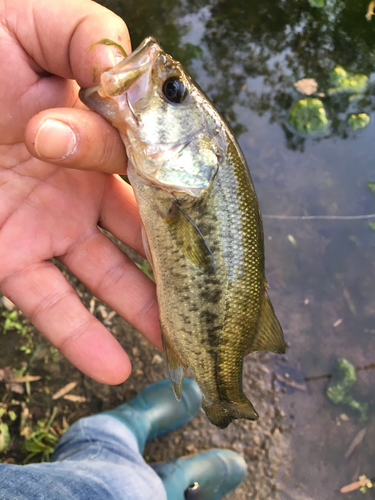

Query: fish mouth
[{"left": 80, "top": 37, "right": 161, "bottom": 112}]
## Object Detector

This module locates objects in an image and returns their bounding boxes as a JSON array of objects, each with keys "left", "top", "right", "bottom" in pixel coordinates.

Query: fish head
[{"left": 80, "top": 37, "right": 226, "bottom": 197}]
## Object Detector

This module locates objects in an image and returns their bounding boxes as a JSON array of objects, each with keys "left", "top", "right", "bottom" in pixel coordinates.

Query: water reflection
[{"left": 99, "top": 0, "right": 375, "bottom": 150}]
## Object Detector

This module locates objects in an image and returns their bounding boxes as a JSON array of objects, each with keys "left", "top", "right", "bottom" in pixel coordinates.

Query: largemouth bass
[{"left": 80, "top": 37, "right": 286, "bottom": 429}]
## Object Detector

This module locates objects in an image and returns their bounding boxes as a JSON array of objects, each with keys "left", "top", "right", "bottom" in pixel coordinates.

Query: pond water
[{"left": 97, "top": 0, "right": 375, "bottom": 498}]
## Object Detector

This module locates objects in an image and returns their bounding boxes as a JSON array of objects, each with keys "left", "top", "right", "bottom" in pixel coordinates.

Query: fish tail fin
[{"left": 202, "top": 398, "right": 259, "bottom": 429}]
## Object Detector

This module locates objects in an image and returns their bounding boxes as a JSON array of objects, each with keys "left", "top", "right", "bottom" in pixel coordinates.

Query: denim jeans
[{"left": 0, "top": 414, "right": 167, "bottom": 500}]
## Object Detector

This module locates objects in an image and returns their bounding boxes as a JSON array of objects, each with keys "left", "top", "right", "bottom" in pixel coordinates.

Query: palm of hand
[
  {"left": 0, "top": 4, "right": 160, "bottom": 384},
  {"left": 1, "top": 151, "right": 106, "bottom": 272}
]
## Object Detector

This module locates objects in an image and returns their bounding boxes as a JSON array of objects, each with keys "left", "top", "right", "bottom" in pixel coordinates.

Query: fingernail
[{"left": 34, "top": 119, "right": 77, "bottom": 160}]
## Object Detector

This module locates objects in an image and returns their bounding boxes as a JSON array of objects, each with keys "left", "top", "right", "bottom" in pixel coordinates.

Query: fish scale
[{"left": 80, "top": 36, "right": 285, "bottom": 428}]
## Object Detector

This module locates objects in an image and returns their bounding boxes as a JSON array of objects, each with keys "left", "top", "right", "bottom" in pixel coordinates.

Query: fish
[{"left": 80, "top": 37, "right": 286, "bottom": 429}]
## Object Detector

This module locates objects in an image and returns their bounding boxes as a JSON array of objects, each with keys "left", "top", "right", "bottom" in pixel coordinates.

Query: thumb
[{"left": 152, "top": 449, "right": 247, "bottom": 500}]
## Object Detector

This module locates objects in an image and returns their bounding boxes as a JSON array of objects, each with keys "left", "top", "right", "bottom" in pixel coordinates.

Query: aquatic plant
[
  {"left": 328, "top": 66, "right": 368, "bottom": 95},
  {"left": 348, "top": 113, "right": 370, "bottom": 130},
  {"left": 288, "top": 98, "right": 328, "bottom": 135},
  {"left": 326, "top": 358, "right": 368, "bottom": 421}
]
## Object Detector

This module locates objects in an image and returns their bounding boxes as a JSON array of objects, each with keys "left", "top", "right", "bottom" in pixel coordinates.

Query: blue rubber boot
[
  {"left": 153, "top": 449, "right": 247, "bottom": 500},
  {"left": 101, "top": 378, "right": 201, "bottom": 453},
  {"left": 102, "top": 379, "right": 247, "bottom": 500}
]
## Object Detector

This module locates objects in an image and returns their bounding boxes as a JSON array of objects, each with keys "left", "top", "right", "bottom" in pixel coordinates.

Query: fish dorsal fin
[
  {"left": 161, "top": 326, "right": 186, "bottom": 401},
  {"left": 247, "top": 292, "right": 286, "bottom": 355},
  {"left": 161, "top": 201, "right": 215, "bottom": 271}
]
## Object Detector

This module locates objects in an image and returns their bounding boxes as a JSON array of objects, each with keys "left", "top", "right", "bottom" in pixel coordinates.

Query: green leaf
[
  {"left": 3, "top": 310, "right": 26, "bottom": 335},
  {"left": 367, "top": 181, "right": 375, "bottom": 195},
  {"left": 308, "top": 0, "right": 324, "bottom": 7},
  {"left": 92, "top": 38, "right": 128, "bottom": 58},
  {"left": 0, "top": 423, "right": 10, "bottom": 453},
  {"left": 368, "top": 220, "right": 375, "bottom": 231},
  {"left": 8, "top": 411, "right": 17, "bottom": 422},
  {"left": 136, "top": 260, "right": 153, "bottom": 279}
]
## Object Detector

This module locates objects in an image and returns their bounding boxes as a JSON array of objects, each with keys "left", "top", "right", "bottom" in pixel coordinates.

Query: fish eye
[{"left": 162, "top": 76, "right": 187, "bottom": 104}]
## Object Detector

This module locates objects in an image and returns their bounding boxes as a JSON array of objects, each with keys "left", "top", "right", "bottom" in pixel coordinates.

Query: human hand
[{"left": 0, "top": 0, "right": 161, "bottom": 383}]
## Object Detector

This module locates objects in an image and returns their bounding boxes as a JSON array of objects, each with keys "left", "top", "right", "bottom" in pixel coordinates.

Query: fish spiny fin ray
[
  {"left": 247, "top": 292, "right": 286, "bottom": 355},
  {"left": 161, "top": 326, "right": 186, "bottom": 401},
  {"left": 161, "top": 201, "right": 216, "bottom": 271}
]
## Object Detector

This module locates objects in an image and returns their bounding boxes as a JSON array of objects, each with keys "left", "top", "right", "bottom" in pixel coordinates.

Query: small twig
[
  {"left": 345, "top": 429, "right": 366, "bottom": 459},
  {"left": 357, "top": 362, "right": 375, "bottom": 372},
  {"left": 12, "top": 376, "right": 41, "bottom": 383},
  {"left": 305, "top": 373, "right": 332, "bottom": 382},
  {"left": 52, "top": 382, "right": 78, "bottom": 400},
  {"left": 274, "top": 373, "right": 307, "bottom": 391},
  {"left": 305, "top": 362, "right": 375, "bottom": 382},
  {"left": 341, "top": 476, "right": 374, "bottom": 493}
]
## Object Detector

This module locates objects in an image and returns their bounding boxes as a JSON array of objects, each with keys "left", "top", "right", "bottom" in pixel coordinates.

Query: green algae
[
  {"left": 328, "top": 66, "right": 368, "bottom": 95},
  {"left": 326, "top": 358, "right": 368, "bottom": 421},
  {"left": 288, "top": 98, "right": 328, "bottom": 135},
  {"left": 348, "top": 113, "right": 370, "bottom": 131}
]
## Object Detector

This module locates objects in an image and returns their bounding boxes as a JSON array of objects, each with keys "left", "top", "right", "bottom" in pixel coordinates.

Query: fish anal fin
[
  {"left": 247, "top": 292, "right": 286, "bottom": 355},
  {"left": 161, "top": 328, "right": 186, "bottom": 401},
  {"left": 161, "top": 200, "right": 215, "bottom": 271}
]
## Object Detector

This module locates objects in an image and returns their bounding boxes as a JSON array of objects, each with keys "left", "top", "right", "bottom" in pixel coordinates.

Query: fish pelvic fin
[
  {"left": 203, "top": 398, "right": 259, "bottom": 429},
  {"left": 248, "top": 291, "right": 286, "bottom": 355},
  {"left": 161, "top": 329, "right": 186, "bottom": 401}
]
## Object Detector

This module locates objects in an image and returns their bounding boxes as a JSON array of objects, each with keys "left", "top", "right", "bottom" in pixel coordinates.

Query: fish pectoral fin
[
  {"left": 247, "top": 292, "right": 286, "bottom": 355},
  {"left": 162, "top": 331, "right": 186, "bottom": 401},
  {"left": 161, "top": 201, "right": 216, "bottom": 271}
]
